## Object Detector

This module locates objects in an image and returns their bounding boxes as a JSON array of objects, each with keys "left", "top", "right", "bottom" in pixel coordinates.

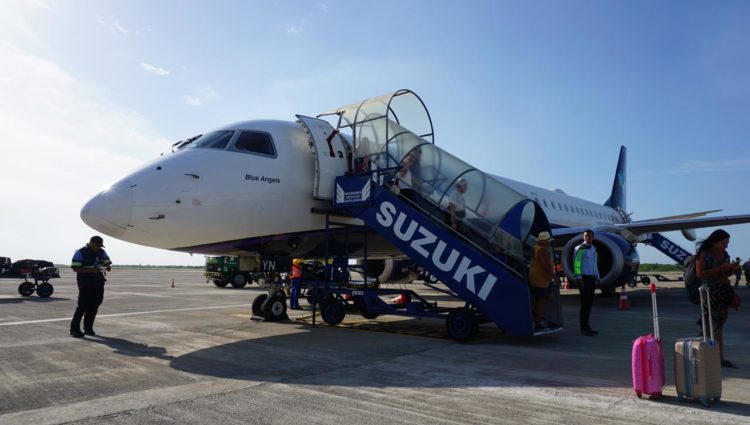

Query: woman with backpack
[{"left": 695, "top": 229, "right": 742, "bottom": 368}]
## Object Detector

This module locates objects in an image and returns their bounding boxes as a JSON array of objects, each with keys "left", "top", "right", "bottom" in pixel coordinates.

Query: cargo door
[{"left": 296, "top": 115, "right": 350, "bottom": 200}]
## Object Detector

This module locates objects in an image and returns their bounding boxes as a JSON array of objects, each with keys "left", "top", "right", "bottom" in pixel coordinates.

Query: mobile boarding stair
[
  {"left": 635, "top": 233, "right": 692, "bottom": 284},
  {"left": 297, "top": 90, "right": 564, "bottom": 341}
]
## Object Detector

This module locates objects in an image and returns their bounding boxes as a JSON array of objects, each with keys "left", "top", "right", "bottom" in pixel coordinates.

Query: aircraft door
[{"left": 296, "top": 115, "right": 351, "bottom": 200}]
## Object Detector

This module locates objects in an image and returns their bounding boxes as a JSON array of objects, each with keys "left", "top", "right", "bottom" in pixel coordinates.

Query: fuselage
[{"left": 81, "top": 119, "right": 625, "bottom": 257}]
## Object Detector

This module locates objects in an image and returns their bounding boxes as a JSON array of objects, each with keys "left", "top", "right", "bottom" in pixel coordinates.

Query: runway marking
[
  {"left": 108, "top": 291, "right": 175, "bottom": 298},
  {"left": 0, "top": 303, "right": 250, "bottom": 327}
]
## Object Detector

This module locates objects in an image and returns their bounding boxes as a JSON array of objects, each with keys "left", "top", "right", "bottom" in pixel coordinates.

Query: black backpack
[{"left": 684, "top": 255, "right": 700, "bottom": 304}]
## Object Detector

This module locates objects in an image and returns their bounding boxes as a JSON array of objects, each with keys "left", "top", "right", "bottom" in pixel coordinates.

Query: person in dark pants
[
  {"left": 70, "top": 236, "right": 112, "bottom": 338},
  {"left": 289, "top": 258, "right": 303, "bottom": 310},
  {"left": 573, "top": 230, "right": 600, "bottom": 336}
]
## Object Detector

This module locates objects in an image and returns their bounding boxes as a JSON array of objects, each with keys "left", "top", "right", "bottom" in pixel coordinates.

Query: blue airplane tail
[{"left": 604, "top": 145, "right": 626, "bottom": 212}]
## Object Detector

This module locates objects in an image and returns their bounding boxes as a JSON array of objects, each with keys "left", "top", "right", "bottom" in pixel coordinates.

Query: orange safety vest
[{"left": 290, "top": 261, "right": 302, "bottom": 279}]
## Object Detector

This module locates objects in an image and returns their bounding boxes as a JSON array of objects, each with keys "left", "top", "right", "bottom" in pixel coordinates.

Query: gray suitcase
[{"left": 674, "top": 285, "right": 722, "bottom": 406}]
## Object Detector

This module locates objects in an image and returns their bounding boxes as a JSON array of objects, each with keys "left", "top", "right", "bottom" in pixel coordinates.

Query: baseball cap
[{"left": 90, "top": 236, "right": 105, "bottom": 247}]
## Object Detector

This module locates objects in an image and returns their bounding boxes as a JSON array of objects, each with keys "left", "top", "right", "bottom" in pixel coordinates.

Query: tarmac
[{"left": 1, "top": 268, "right": 749, "bottom": 424}]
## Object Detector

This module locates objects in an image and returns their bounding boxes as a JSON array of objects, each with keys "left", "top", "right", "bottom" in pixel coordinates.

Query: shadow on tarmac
[
  {"left": 0, "top": 296, "right": 69, "bottom": 304},
  {"left": 88, "top": 336, "right": 175, "bottom": 361},
  {"left": 166, "top": 284, "right": 750, "bottom": 417}
]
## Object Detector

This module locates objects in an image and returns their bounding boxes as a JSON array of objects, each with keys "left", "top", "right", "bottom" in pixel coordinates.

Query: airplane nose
[{"left": 80, "top": 182, "right": 133, "bottom": 237}]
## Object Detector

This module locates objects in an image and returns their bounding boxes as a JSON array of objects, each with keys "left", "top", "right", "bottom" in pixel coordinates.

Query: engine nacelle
[
  {"left": 681, "top": 228, "right": 697, "bottom": 241},
  {"left": 357, "top": 259, "right": 418, "bottom": 285},
  {"left": 560, "top": 232, "right": 640, "bottom": 290}
]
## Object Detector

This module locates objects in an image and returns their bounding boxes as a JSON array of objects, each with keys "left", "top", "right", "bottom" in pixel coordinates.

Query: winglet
[{"left": 604, "top": 145, "right": 626, "bottom": 212}]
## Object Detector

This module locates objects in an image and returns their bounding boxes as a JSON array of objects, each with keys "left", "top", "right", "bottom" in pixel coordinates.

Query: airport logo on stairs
[{"left": 334, "top": 177, "right": 371, "bottom": 207}]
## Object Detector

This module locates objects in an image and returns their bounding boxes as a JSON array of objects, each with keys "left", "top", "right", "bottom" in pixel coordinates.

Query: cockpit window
[
  {"left": 190, "top": 131, "right": 234, "bottom": 149},
  {"left": 234, "top": 131, "right": 276, "bottom": 157}
]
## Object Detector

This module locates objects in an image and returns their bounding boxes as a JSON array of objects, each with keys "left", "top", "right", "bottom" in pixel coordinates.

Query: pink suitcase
[{"left": 632, "top": 283, "right": 665, "bottom": 399}]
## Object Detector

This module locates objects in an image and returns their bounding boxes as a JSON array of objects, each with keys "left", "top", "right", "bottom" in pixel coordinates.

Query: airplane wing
[
  {"left": 550, "top": 213, "right": 750, "bottom": 242},
  {"left": 629, "top": 209, "right": 722, "bottom": 222}
]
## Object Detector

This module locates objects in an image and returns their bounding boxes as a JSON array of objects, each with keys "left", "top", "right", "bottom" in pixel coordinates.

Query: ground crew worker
[
  {"left": 70, "top": 235, "right": 111, "bottom": 338},
  {"left": 573, "top": 229, "right": 599, "bottom": 336},
  {"left": 289, "top": 258, "right": 303, "bottom": 310}
]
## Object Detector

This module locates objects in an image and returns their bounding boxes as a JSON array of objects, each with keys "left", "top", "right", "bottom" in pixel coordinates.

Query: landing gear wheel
[
  {"left": 352, "top": 295, "right": 379, "bottom": 319},
  {"left": 18, "top": 282, "right": 34, "bottom": 297},
  {"left": 640, "top": 275, "right": 651, "bottom": 285},
  {"left": 321, "top": 297, "right": 346, "bottom": 326},
  {"left": 213, "top": 280, "right": 229, "bottom": 287},
  {"left": 262, "top": 295, "right": 287, "bottom": 321},
  {"left": 252, "top": 294, "right": 268, "bottom": 316},
  {"left": 231, "top": 274, "right": 248, "bottom": 288},
  {"left": 445, "top": 308, "right": 478, "bottom": 342},
  {"left": 423, "top": 273, "right": 438, "bottom": 284},
  {"left": 36, "top": 282, "right": 53, "bottom": 298},
  {"left": 361, "top": 309, "right": 380, "bottom": 320}
]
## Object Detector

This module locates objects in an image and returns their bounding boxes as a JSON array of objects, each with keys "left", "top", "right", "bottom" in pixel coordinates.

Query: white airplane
[{"left": 81, "top": 90, "right": 750, "bottom": 297}]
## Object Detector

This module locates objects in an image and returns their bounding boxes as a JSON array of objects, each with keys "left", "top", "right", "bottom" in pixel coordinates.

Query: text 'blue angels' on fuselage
[{"left": 80, "top": 92, "right": 750, "bottom": 289}]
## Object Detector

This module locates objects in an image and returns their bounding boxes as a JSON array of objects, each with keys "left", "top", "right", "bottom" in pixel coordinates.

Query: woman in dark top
[{"left": 695, "top": 229, "right": 741, "bottom": 368}]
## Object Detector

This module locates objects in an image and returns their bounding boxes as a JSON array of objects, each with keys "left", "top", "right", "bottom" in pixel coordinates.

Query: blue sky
[{"left": 1, "top": 0, "right": 749, "bottom": 266}]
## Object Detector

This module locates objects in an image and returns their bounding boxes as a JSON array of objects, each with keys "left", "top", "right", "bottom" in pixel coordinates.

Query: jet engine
[
  {"left": 560, "top": 232, "right": 640, "bottom": 293},
  {"left": 681, "top": 228, "right": 697, "bottom": 241},
  {"left": 357, "top": 259, "right": 419, "bottom": 285}
]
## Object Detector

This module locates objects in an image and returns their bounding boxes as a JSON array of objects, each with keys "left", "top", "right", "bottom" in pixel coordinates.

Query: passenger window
[
  {"left": 190, "top": 131, "right": 234, "bottom": 149},
  {"left": 564, "top": 204, "right": 569, "bottom": 212},
  {"left": 551, "top": 202, "right": 556, "bottom": 209},
  {"left": 542, "top": 199, "right": 548, "bottom": 207},
  {"left": 235, "top": 131, "right": 276, "bottom": 157}
]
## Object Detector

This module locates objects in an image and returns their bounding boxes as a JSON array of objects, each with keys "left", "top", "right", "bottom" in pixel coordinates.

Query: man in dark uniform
[
  {"left": 573, "top": 230, "right": 600, "bottom": 336},
  {"left": 70, "top": 236, "right": 112, "bottom": 338}
]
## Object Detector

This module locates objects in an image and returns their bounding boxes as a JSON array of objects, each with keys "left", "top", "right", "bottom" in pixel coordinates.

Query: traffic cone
[
  {"left": 171, "top": 279, "right": 175, "bottom": 288},
  {"left": 619, "top": 287, "right": 630, "bottom": 310},
  {"left": 391, "top": 293, "right": 407, "bottom": 304}
]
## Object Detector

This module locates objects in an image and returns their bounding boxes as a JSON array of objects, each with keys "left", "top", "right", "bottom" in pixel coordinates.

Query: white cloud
[
  {"left": 0, "top": 43, "right": 199, "bottom": 265},
  {"left": 183, "top": 87, "right": 217, "bottom": 107},
  {"left": 140, "top": 62, "right": 170, "bottom": 76},
  {"left": 184, "top": 95, "right": 203, "bottom": 106},
  {"left": 21, "top": 0, "right": 52, "bottom": 9},
  {"left": 111, "top": 21, "right": 130, "bottom": 35},
  {"left": 284, "top": 24, "right": 304, "bottom": 35},
  {"left": 636, "top": 157, "right": 750, "bottom": 176}
]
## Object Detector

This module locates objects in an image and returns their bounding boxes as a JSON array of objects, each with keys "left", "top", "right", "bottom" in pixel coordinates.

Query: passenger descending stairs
[{"left": 334, "top": 175, "right": 535, "bottom": 337}]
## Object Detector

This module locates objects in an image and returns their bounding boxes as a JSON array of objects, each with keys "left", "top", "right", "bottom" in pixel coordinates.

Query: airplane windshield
[{"left": 189, "top": 131, "right": 234, "bottom": 149}]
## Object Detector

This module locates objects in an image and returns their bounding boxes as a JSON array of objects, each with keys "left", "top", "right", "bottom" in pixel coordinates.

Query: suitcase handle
[
  {"left": 650, "top": 283, "right": 660, "bottom": 340},
  {"left": 699, "top": 285, "right": 715, "bottom": 343}
]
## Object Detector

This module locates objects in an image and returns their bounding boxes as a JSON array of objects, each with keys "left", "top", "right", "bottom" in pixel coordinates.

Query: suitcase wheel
[
  {"left": 635, "top": 391, "right": 642, "bottom": 398},
  {"left": 649, "top": 392, "right": 661, "bottom": 401},
  {"left": 713, "top": 396, "right": 721, "bottom": 403},
  {"left": 701, "top": 397, "right": 711, "bottom": 407},
  {"left": 677, "top": 395, "right": 687, "bottom": 403}
]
